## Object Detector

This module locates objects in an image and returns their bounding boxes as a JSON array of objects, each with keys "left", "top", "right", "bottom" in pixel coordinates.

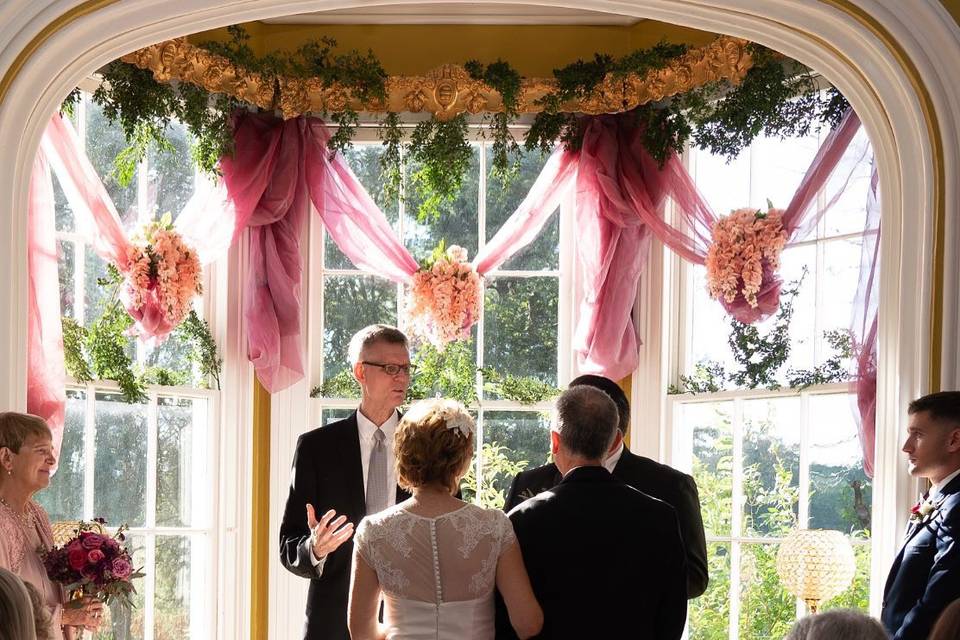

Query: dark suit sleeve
[
  {"left": 279, "top": 434, "right": 324, "bottom": 579},
  {"left": 895, "top": 512, "right": 960, "bottom": 640},
  {"left": 677, "top": 473, "right": 709, "bottom": 598},
  {"left": 503, "top": 472, "right": 523, "bottom": 513},
  {"left": 657, "top": 509, "right": 689, "bottom": 639}
]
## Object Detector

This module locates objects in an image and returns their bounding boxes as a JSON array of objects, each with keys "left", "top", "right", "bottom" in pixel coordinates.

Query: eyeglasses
[{"left": 362, "top": 361, "right": 415, "bottom": 375}]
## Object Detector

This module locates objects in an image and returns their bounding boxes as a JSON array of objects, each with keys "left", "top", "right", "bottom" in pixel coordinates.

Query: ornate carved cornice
[{"left": 121, "top": 35, "right": 753, "bottom": 120}]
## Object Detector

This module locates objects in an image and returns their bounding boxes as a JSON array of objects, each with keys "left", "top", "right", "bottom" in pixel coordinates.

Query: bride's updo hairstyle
[{"left": 395, "top": 399, "right": 475, "bottom": 492}]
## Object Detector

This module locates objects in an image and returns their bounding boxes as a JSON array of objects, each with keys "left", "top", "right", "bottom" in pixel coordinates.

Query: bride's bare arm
[
  {"left": 348, "top": 552, "right": 386, "bottom": 640},
  {"left": 495, "top": 541, "right": 543, "bottom": 639}
]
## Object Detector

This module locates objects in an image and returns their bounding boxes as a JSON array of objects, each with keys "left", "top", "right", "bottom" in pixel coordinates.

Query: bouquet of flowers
[
  {"left": 121, "top": 212, "right": 202, "bottom": 342},
  {"left": 406, "top": 242, "right": 482, "bottom": 348},
  {"left": 43, "top": 520, "right": 143, "bottom": 611},
  {"left": 704, "top": 205, "right": 788, "bottom": 323}
]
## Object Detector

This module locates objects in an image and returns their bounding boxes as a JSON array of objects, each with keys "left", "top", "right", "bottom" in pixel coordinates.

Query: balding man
[{"left": 497, "top": 386, "right": 687, "bottom": 639}]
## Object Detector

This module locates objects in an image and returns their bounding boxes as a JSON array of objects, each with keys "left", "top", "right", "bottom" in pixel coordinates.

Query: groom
[
  {"left": 882, "top": 391, "right": 960, "bottom": 640},
  {"left": 279, "top": 324, "right": 413, "bottom": 640}
]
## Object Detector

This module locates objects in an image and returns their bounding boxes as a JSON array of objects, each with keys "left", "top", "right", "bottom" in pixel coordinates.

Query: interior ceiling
[{"left": 259, "top": 3, "right": 645, "bottom": 26}]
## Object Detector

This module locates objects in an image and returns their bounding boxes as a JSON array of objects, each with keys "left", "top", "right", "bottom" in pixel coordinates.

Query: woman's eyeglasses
[{"left": 362, "top": 361, "right": 415, "bottom": 375}]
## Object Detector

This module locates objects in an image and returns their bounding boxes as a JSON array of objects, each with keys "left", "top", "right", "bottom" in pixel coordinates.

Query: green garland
[{"left": 87, "top": 27, "right": 850, "bottom": 218}]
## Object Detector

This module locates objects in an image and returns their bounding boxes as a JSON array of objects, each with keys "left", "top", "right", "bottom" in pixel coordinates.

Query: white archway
[{"left": 2, "top": 0, "right": 959, "bottom": 630}]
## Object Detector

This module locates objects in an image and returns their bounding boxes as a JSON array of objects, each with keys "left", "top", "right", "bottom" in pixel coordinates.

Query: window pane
[
  {"left": 85, "top": 99, "right": 139, "bottom": 232},
  {"left": 147, "top": 121, "right": 194, "bottom": 222},
  {"left": 404, "top": 145, "right": 480, "bottom": 263},
  {"left": 485, "top": 144, "right": 558, "bottom": 271},
  {"left": 739, "top": 543, "right": 796, "bottom": 640},
  {"left": 778, "top": 244, "right": 816, "bottom": 375},
  {"left": 95, "top": 533, "right": 146, "bottom": 640},
  {"left": 809, "top": 393, "right": 871, "bottom": 532},
  {"left": 816, "top": 237, "right": 862, "bottom": 362},
  {"left": 327, "top": 145, "right": 401, "bottom": 269},
  {"left": 688, "top": 265, "right": 738, "bottom": 374},
  {"left": 482, "top": 410, "right": 551, "bottom": 496},
  {"left": 482, "top": 277, "right": 558, "bottom": 394},
  {"left": 687, "top": 542, "right": 732, "bottom": 640},
  {"left": 321, "top": 408, "right": 355, "bottom": 426},
  {"left": 57, "top": 239, "right": 76, "bottom": 319},
  {"left": 821, "top": 541, "right": 871, "bottom": 612},
  {"left": 157, "top": 397, "right": 206, "bottom": 528},
  {"left": 94, "top": 393, "right": 147, "bottom": 527},
  {"left": 681, "top": 402, "right": 733, "bottom": 538},
  {"left": 748, "top": 134, "right": 820, "bottom": 210},
  {"left": 37, "top": 390, "right": 86, "bottom": 522},
  {"left": 54, "top": 176, "right": 74, "bottom": 232},
  {"left": 742, "top": 398, "right": 800, "bottom": 537},
  {"left": 323, "top": 275, "right": 397, "bottom": 382},
  {"left": 155, "top": 535, "right": 198, "bottom": 639},
  {"left": 822, "top": 129, "right": 873, "bottom": 238},
  {"left": 145, "top": 333, "right": 197, "bottom": 387},
  {"left": 692, "top": 147, "right": 751, "bottom": 216}
]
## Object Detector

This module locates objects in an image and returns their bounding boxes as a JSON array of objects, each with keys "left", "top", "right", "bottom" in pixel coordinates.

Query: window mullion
[
  {"left": 82, "top": 385, "right": 96, "bottom": 520},
  {"left": 74, "top": 239, "right": 85, "bottom": 325},
  {"left": 798, "top": 392, "right": 811, "bottom": 529},
  {"left": 144, "top": 391, "right": 159, "bottom": 640},
  {"left": 474, "top": 143, "right": 487, "bottom": 506},
  {"left": 729, "top": 397, "right": 744, "bottom": 640}
]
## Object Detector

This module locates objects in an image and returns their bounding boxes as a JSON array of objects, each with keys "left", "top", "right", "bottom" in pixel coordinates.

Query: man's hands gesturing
[{"left": 306, "top": 504, "right": 355, "bottom": 559}]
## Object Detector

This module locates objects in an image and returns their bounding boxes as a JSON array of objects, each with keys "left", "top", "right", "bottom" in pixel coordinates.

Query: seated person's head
[
  {"left": 0, "top": 567, "right": 37, "bottom": 640},
  {"left": 551, "top": 386, "right": 618, "bottom": 471},
  {"left": 568, "top": 374, "right": 630, "bottom": 435},
  {"left": 930, "top": 598, "right": 960, "bottom": 640},
  {"left": 395, "top": 399, "right": 474, "bottom": 493},
  {"left": 784, "top": 610, "right": 888, "bottom": 640}
]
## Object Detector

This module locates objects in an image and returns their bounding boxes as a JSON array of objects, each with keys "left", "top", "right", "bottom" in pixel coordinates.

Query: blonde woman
[
  {"left": 348, "top": 399, "right": 542, "bottom": 640},
  {"left": 0, "top": 413, "right": 103, "bottom": 639}
]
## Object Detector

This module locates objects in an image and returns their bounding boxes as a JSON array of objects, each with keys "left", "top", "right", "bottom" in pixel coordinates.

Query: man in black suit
[
  {"left": 499, "top": 385, "right": 687, "bottom": 639},
  {"left": 882, "top": 391, "right": 960, "bottom": 640},
  {"left": 279, "top": 324, "right": 413, "bottom": 640},
  {"left": 503, "top": 374, "right": 709, "bottom": 598}
]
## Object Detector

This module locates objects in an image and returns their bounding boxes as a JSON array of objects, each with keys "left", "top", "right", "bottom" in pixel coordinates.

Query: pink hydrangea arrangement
[
  {"left": 43, "top": 519, "right": 144, "bottom": 613},
  {"left": 122, "top": 213, "right": 202, "bottom": 341},
  {"left": 704, "top": 206, "right": 788, "bottom": 315},
  {"left": 407, "top": 243, "right": 482, "bottom": 348}
]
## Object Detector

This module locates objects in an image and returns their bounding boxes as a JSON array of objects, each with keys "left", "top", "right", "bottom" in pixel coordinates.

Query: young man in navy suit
[
  {"left": 882, "top": 391, "right": 960, "bottom": 640},
  {"left": 279, "top": 325, "right": 413, "bottom": 640}
]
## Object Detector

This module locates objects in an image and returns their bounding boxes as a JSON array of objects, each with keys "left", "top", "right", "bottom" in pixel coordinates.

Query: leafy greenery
[
  {"left": 378, "top": 112, "right": 404, "bottom": 201},
  {"left": 465, "top": 59, "right": 523, "bottom": 181},
  {"left": 461, "top": 442, "right": 527, "bottom": 509},
  {"left": 479, "top": 368, "right": 560, "bottom": 404},
  {"left": 62, "top": 317, "right": 93, "bottom": 383},
  {"left": 407, "top": 115, "right": 473, "bottom": 220},
  {"left": 175, "top": 310, "right": 223, "bottom": 390}
]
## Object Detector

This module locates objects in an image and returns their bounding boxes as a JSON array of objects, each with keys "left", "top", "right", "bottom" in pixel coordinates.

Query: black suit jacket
[
  {"left": 503, "top": 448, "right": 709, "bottom": 598},
  {"left": 279, "top": 412, "right": 410, "bottom": 640},
  {"left": 497, "top": 466, "right": 687, "bottom": 639},
  {"left": 882, "top": 473, "right": 960, "bottom": 640}
]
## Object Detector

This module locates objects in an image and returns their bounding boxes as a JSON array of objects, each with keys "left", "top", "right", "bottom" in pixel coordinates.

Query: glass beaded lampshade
[{"left": 776, "top": 528, "right": 856, "bottom": 613}]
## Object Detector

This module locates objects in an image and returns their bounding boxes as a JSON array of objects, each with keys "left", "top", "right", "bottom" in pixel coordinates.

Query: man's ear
[
  {"left": 353, "top": 360, "right": 365, "bottom": 384},
  {"left": 550, "top": 430, "right": 561, "bottom": 456},
  {"left": 947, "top": 427, "right": 960, "bottom": 453}
]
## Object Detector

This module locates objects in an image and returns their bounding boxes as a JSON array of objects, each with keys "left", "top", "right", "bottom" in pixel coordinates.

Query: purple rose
[
  {"left": 111, "top": 557, "right": 132, "bottom": 580},
  {"left": 87, "top": 549, "right": 105, "bottom": 564},
  {"left": 81, "top": 533, "right": 104, "bottom": 550}
]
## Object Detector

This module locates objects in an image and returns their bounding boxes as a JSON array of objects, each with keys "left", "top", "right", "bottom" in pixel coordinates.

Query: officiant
[{"left": 279, "top": 324, "right": 414, "bottom": 640}]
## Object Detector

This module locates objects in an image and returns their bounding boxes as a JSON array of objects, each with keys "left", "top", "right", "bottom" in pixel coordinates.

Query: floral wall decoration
[
  {"left": 407, "top": 242, "right": 483, "bottom": 348},
  {"left": 705, "top": 204, "right": 788, "bottom": 324}
]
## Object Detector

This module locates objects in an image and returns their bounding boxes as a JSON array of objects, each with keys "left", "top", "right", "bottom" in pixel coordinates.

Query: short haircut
[
  {"left": 554, "top": 386, "right": 618, "bottom": 461},
  {"left": 395, "top": 399, "right": 474, "bottom": 492},
  {"left": 569, "top": 374, "right": 630, "bottom": 434},
  {"left": 908, "top": 391, "right": 960, "bottom": 429},
  {"left": 0, "top": 412, "right": 52, "bottom": 454},
  {"left": 784, "top": 610, "right": 888, "bottom": 640},
  {"left": 347, "top": 324, "right": 409, "bottom": 366},
  {"left": 0, "top": 567, "right": 37, "bottom": 640}
]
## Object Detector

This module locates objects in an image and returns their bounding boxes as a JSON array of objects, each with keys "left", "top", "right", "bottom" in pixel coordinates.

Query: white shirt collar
[
  {"left": 931, "top": 466, "right": 960, "bottom": 499},
  {"left": 603, "top": 442, "right": 625, "bottom": 473},
  {"left": 356, "top": 409, "right": 399, "bottom": 439}
]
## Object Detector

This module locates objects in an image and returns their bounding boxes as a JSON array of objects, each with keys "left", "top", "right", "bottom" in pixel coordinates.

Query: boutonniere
[{"left": 909, "top": 495, "right": 945, "bottom": 523}]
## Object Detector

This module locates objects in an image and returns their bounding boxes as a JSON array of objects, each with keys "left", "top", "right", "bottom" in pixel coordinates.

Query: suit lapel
[{"left": 342, "top": 412, "right": 366, "bottom": 516}]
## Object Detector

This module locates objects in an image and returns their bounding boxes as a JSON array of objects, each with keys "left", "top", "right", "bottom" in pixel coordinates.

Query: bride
[{"left": 348, "top": 399, "right": 542, "bottom": 640}]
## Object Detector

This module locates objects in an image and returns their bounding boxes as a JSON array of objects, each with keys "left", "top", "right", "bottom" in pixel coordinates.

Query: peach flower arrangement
[
  {"left": 705, "top": 206, "right": 788, "bottom": 310},
  {"left": 122, "top": 213, "right": 202, "bottom": 341},
  {"left": 407, "top": 244, "right": 482, "bottom": 348}
]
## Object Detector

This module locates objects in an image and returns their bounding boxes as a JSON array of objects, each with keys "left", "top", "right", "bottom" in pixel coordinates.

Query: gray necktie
[{"left": 366, "top": 428, "right": 388, "bottom": 515}]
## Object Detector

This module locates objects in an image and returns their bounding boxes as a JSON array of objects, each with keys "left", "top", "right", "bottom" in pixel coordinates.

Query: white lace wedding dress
[{"left": 354, "top": 502, "right": 516, "bottom": 639}]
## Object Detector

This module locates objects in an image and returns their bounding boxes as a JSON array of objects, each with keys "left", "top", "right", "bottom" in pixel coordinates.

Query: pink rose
[
  {"left": 81, "top": 533, "right": 104, "bottom": 550},
  {"left": 87, "top": 549, "right": 105, "bottom": 564},
  {"left": 111, "top": 557, "right": 132, "bottom": 580},
  {"left": 68, "top": 548, "right": 88, "bottom": 571}
]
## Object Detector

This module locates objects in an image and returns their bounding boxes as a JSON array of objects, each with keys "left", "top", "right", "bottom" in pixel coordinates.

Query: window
[
  {"left": 310, "top": 136, "right": 571, "bottom": 505},
  {"left": 669, "top": 130, "right": 875, "bottom": 639},
  {"left": 39, "top": 91, "right": 219, "bottom": 640}
]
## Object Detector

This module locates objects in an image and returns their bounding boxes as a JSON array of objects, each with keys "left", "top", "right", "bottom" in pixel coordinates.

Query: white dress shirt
[
  {"left": 931, "top": 466, "right": 960, "bottom": 500},
  {"left": 310, "top": 409, "right": 401, "bottom": 569},
  {"left": 603, "top": 442, "right": 625, "bottom": 473}
]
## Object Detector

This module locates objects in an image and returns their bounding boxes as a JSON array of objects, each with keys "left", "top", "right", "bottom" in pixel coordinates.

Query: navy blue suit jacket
[
  {"left": 278, "top": 412, "right": 410, "bottom": 640},
  {"left": 882, "top": 473, "right": 960, "bottom": 640}
]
